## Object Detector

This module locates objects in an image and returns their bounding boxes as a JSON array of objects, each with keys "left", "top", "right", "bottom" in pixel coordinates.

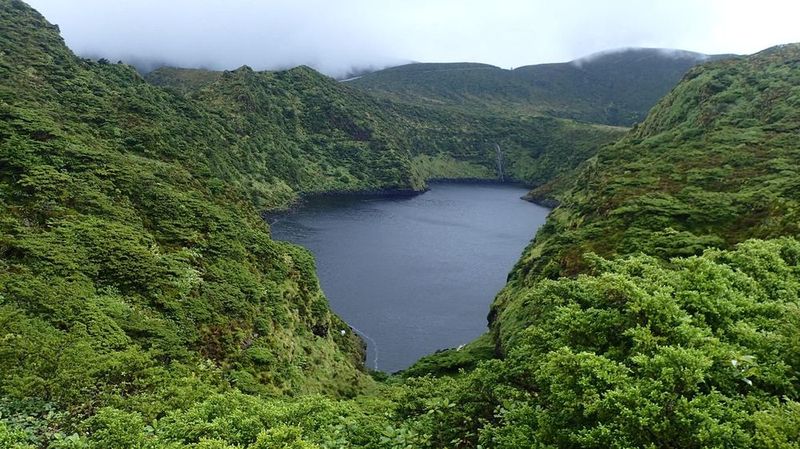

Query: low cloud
[{"left": 26, "top": 0, "right": 800, "bottom": 78}]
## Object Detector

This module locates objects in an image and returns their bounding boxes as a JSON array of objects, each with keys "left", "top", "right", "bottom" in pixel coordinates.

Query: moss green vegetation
[
  {"left": 1, "top": 0, "right": 372, "bottom": 412},
  {"left": 399, "top": 332, "right": 496, "bottom": 378},
  {"left": 410, "top": 154, "right": 495, "bottom": 181},
  {"left": 349, "top": 50, "right": 730, "bottom": 127},
  {"left": 4, "top": 240, "right": 799, "bottom": 448},
  {"left": 392, "top": 105, "right": 625, "bottom": 189},
  {"left": 147, "top": 67, "right": 625, "bottom": 195},
  {"left": 141, "top": 67, "right": 224, "bottom": 95},
  {"left": 497, "top": 44, "right": 800, "bottom": 287},
  {"left": 2, "top": 0, "right": 800, "bottom": 447}
]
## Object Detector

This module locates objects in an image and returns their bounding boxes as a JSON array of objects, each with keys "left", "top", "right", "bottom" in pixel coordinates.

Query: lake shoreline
[
  {"left": 263, "top": 179, "right": 540, "bottom": 221},
  {"left": 269, "top": 182, "right": 551, "bottom": 372}
]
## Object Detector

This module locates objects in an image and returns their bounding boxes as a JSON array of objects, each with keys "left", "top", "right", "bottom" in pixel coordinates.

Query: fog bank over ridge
[{"left": 26, "top": 0, "right": 800, "bottom": 78}]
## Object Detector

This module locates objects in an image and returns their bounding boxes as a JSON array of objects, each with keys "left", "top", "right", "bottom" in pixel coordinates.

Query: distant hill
[
  {"left": 147, "top": 66, "right": 625, "bottom": 193},
  {"left": 142, "top": 66, "right": 223, "bottom": 93},
  {"left": 349, "top": 48, "right": 734, "bottom": 126},
  {"left": 4, "top": 0, "right": 800, "bottom": 447}
]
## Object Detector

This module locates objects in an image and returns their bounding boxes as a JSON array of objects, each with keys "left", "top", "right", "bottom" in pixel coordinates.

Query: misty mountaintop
[
  {"left": 143, "top": 46, "right": 734, "bottom": 131},
  {"left": 349, "top": 48, "right": 735, "bottom": 126}
]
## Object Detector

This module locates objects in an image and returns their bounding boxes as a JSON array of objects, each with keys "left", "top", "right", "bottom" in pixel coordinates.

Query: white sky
[{"left": 26, "top": 0, "right": 800, "bottom": 77}]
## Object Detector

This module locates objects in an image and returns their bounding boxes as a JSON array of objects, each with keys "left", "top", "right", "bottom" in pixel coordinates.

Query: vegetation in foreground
[
  {"left": 1, "top": 0, "right": 799, "bottom": 447},
  {"left": 3, "top": 239, "right": 798, "bottom": 448}
]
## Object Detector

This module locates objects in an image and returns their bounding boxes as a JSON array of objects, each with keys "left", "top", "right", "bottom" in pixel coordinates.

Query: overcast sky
[{"left": 27, "top": 0, "right": 800, "bottom": 78}]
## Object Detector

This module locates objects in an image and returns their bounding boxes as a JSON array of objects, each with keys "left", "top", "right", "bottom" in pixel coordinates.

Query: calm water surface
[{"left": 270, "top": 183, "right": 550, "bottom": 372}]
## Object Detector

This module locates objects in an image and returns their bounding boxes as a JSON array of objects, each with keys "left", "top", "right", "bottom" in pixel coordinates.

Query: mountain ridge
[
  {"left": 349, "top": 47, "right": 735, "bottom": 126},
  {"left": 145, "top": 64, "right": 626, "bottom": 198},
  {"left": 2, "top": 0, "right": 799, "bottom": 447}
]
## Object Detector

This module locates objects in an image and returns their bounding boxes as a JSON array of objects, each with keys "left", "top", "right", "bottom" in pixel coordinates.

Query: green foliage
[
  {"left": 82, "top": 408, "right": 148, "bottom": 449},
  {"left": 3, "top": 1, "right": 800, "bottom": 448},
  {"left": 487, "top": 240, "right": 800, "bottom": 447},
  {"left": 148, "top": 66, "right": 625, "bottom": 199},
  {"left": 0, "top": 421, "right": 36, "bottom": 449},
  {"left": 0, "top": 0, "right": 371, "bottom": 429},
  {"left": 349, "top": 50, "right": 727, "bottom": 126}
]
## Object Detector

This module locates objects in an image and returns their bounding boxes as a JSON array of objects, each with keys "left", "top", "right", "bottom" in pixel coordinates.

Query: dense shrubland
[
  {"left": 146, "top": 67, "right": 624, "bottom": 195},
  {"left": 348, "top": 50, "right": 725, "bottom": 127},
  {"left": 3, "top": 239, "right": 798, "bottom": 448},
  {"left": 1, "top": 0, "right": 372, "bottom": 426},
  {"left": 2, "top": 0, "right": 799, "bottom": 447}
]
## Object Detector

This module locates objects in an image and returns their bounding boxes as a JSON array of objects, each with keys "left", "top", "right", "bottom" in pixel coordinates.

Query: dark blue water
[{"left": 270, "top": 183, "right": 550, "bottom": 372}]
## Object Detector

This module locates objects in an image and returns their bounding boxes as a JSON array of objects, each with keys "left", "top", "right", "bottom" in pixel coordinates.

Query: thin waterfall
[
  {"left": 349, "top": 325, "right": 379, "bottom": 370},
  {"left": 495, "top": 143, "right": 504, "bottom": 182}
]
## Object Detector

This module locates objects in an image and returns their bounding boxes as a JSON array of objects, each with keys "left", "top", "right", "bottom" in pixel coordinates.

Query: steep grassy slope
[
  {"left": 4, "top": 1, "right": 800, "bottom": 447},
  {"left": 493, "top": 43, "right": 800, "bottom": 348},
  {"left": 159, "top": 65, "right": 427, "bottom": 202},
  {"left": 148, "top": 67, "right": 625, "bottom": 195},
  {"left": 350, "top": 49, "right": 728, "bottom": 126},
  {"left": 0, "top": 0, "right": 378, "bottom": 415}
]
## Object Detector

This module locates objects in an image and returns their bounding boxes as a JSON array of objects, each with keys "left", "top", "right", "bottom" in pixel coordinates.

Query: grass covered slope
[
  {"left": 502, "top": 44, "right": 800, "bottom": 285},
  {"left": 3, "top": 0, "right": 800, "bottom": 447},
  {"left": 493, "top": 42, "right": 800, "bottom": 355},
  {"left": 147, "top": 65, "right": 427, "bottom": 202},
  {"left": 149, "top": 66, "right": 626, "bottom": 196},
  {"left": 0, "top": 0, "right": 374, "bottom": 420},
  {"left": 350, "top": 49, "right": 723, "bottom": 126},
  {"left": 4, "top": 239, "right": 798, "bottom": 448},
  {"left": 388, "top": 102, "right": 625, "bottom": 189}
]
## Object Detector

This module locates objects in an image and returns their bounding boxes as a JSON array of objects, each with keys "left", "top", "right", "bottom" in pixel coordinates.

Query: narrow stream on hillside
[{"left": 269, "top": 182, "right": 550, "bottom": 372}]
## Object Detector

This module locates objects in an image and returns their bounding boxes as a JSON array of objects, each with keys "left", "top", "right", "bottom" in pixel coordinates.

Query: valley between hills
[{"left": 2, "top": 0, "right": 800, "bottom": 447}]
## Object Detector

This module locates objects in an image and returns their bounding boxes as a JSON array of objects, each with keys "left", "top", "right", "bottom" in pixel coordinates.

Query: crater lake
[{"left": 269, "top": 183, "right": 550, "bottom": 372}]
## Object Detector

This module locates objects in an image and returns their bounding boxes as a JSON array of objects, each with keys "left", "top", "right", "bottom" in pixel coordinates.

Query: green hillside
[
  {"left": 2, "top": 0, "right": 800, "bottom": 447},
  {"left": 144, "top": 64, "right": 429, "bottom": 203},
  {"left": 350, "top": 49, "right": 731, "bottom": 126},
  {"left": 147, "top": 67, "right": 625, "bottom": 196},
  {"left": 492, "top": 41, "right": 800, "bottom": 351},
  {"left": 0, "top": 0, "right": 380, "bottom": 410}
]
